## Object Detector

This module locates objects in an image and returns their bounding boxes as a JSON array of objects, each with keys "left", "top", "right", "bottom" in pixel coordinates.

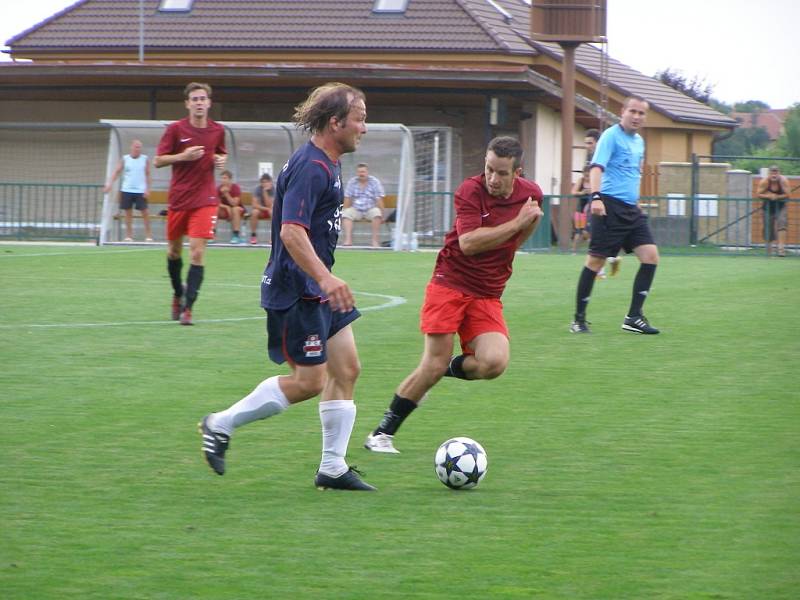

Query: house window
[
  {"left": 373, "top": 0, "right": 409, "bottom": 13},
  {"left": 159, "top": 0, "right": 194, "bottom": 12}
]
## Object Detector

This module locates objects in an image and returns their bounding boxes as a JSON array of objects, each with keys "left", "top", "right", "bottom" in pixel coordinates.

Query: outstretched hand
[{"left": 517, "top": 197, "right": 542, "bottom": 229}]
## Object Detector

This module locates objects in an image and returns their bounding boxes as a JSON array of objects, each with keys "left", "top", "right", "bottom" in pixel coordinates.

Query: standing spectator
[
  {"left": 198, "top": 82, "right": 375, "bottom": 491},
  {"left": 364, "top": 136, "right": 542, "bottom": 454},
  {"left": 570, "top": 164, "right": 591, "bottom": 253},
  {"left": 104, "top": 139, "right": 153, "bottom": 242},
  {"left": 757, "top": 165, "right": 790, "bottom": 257},
  {"left": 572, "top": 129, "right": 620, "bottom": 277},
  {"left": 217, "top": 170, "right": 245, "bottom": 244},
  {"left": 570, "top": 95, "right": 660, "bottom": 335},
  {"left": 583, "top": 128, "right": 600, "bottom": 163},
  {"left": 154, "top": 82, "right": 226, "bottom": 326},
  {"left": 249, "top": 173, "right": 274, "bottom": 245},
  {"left": 342, "top": 163, "right": 385, "bottom": 247}
]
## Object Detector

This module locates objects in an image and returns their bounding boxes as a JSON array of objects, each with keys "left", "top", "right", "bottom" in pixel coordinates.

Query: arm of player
[
  {"left": 515, "top": 204, "right": 543, "bottom": 249},
  {"left": 589, "top": 165, "right": 606, "bottom": 215},
  {"left": 280, "top": 223, "right": 354, "bottom": 312},
  {"left": 458, "top": 198, "right": 541, "bottom": 256},
  {"left": 153, "top": 146, "right": 205, "bottom": 168}
]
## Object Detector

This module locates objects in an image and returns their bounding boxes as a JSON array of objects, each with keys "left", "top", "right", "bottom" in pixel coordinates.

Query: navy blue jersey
[{"left": 261, "top": 141, "right": 343, "bottom": 310}]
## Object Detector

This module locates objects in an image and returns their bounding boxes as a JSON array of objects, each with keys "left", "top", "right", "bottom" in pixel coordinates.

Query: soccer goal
[{"left": 98, "top": 120, "right": 444, "bottom": 250}]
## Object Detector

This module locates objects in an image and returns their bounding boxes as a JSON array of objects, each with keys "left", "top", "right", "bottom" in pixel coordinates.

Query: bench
[
  {"left": 111, "top": 190, "right": 267, "bottom": 242},
  {"left": 111, "top": 191, "right": 395, "bottom": 245}
]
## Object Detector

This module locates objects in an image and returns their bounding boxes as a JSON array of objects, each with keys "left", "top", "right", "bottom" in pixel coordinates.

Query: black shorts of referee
[{"left": 588, "top": 194, "right": 655, "bottom": 258}]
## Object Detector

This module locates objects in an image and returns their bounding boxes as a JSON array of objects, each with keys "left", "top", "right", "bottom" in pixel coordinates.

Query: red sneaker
[
  {"left": 171, "top": 296, "right": 182, "bottom": 321},
  {"left": 179, "top": 308, "right": 193, "bottom": 326}
]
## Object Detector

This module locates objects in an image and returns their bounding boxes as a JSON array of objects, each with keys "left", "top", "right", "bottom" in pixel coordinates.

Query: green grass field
[{"left": 1, "top": 244, "right": 798, "bottom": 599}]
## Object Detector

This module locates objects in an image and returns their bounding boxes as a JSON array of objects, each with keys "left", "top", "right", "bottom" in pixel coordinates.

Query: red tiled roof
[
  {"left": 532, "top": 41, "right": 738, "bottom": 128},
  {"left": 729, "top": 110, "right": 787, "bottom": 140},
  {"left": 5, "top": 0, "right": 734, "bottom": 128},
  {"left": 6, "top": 0, "right": 517, "bottom": 54}
]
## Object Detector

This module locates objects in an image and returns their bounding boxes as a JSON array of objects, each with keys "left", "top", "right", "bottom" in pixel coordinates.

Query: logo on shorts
[{"left": 303, "top": 334, "right": 323, "bottom": 357}]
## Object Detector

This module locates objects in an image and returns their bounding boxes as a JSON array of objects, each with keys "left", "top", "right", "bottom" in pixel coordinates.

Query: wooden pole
[{"left": 557, "top": 42, "right": 579, "bottom": 252}]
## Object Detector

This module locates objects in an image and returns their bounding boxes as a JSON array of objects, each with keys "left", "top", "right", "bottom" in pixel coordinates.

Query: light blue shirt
[
  {"left": 121, "top": 154, "right": 148, "bottom": 194},
  {"left": 591, "top": 124, "right": 644, "bottom": 205},
  {"left": 344, "top": 175, "right": 384, "bottom": 212}
]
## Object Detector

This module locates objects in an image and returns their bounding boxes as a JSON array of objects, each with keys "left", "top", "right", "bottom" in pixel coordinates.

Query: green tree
[
  {"left": 732, "top": 100, "right": 771, "bottom": 112},
  {"left": 775, "top": 103, "right": 800, "bottom": 157},
  {"left": 655, "top": 68, "right": 713, "bottom": 104},
  {"left": 714, "top": 126, "right": 770, "bottom": 157},
  {"left": 709, "top": 98, "right": 732, "bottom": 114}
]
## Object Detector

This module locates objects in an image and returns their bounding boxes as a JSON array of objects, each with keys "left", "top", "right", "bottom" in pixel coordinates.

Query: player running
[
  {"left": 365, "top": 136, "right": 543, "bottom": 454},
  {"left": 199, "top": 82, "right": 375, "bottom": 490}
]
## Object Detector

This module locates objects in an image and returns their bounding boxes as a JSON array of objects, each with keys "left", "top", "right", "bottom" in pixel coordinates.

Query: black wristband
[{"left": 591, "top": 192, "right": 602, "bottom": 202}]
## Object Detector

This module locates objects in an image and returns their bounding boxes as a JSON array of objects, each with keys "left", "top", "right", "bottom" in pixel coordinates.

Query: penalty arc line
[{"left": 0, "top": 291, "right": 407, "bottom": 329}]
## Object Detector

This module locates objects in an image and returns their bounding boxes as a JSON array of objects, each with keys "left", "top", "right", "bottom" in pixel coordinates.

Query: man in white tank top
[{"left": 104, "top": 139, "right": 153, "bottom": 241}]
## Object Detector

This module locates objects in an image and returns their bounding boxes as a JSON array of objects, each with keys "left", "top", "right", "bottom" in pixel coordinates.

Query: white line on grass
[
  {"left": 0, "top": 291, "right": 406, "bottom": 329},
  {"left": 0, "top": 247, "right": 164, "bottom": 258}
]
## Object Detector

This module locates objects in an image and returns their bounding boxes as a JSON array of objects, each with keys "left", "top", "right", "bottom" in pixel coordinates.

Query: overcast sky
[{"left": 2, "top": 0, "right": 798, "bottom": 108}]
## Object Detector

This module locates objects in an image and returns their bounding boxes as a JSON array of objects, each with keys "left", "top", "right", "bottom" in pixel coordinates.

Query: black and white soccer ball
[{"left": 434, "top": 437, "right": 488, "bottom": 490}]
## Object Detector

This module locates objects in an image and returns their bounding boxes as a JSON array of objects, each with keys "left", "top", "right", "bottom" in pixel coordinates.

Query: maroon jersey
[
  {"left": 156, "top": 117, "right": 226, "bottom": 211},
  {"left": 217, "top": 183, "right": 242, "bottom": 206},
  {"left": 431, "top": 174, "right": 543, "bottom": 298}
]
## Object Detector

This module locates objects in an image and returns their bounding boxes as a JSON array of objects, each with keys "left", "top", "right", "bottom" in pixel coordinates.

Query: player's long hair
[{"left": 293, "top": 83, "right": 365, "bottom": 135}]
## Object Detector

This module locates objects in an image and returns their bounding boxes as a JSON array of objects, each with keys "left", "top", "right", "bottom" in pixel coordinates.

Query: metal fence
[
  {"left": 0, "top": 182, "right": 103, "bottom": 242},
  {"left": 2, "top": 183, "right": 797, "bottom": 255},
  {"left": 549, "top": 195, "right": 798, "bottom": 255}
]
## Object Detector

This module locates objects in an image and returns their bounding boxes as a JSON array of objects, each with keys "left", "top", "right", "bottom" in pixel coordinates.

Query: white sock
[
  {"left": 318, "top": 400, "right": 356, "bottom": 478},
  {"left": 209, "top": 376, "right": 289, "bottom": 436}
]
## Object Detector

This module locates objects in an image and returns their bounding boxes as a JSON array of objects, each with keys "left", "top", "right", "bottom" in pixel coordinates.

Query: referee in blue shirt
[{"left": 570, "top": 95, "right": 660, "bottom": 335}]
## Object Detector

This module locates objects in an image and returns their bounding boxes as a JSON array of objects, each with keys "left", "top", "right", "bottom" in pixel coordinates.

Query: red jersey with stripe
[
  {"left": 156, "top": 117, "right": 226, "bottom": 211},
  {"left": 431, "top": 174, "right": 543, "bottom": 298}
]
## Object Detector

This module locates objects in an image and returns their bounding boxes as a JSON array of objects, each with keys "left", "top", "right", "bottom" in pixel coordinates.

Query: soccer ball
[{"left": 434, "top": 437, "right": 488, "bottom": 490}]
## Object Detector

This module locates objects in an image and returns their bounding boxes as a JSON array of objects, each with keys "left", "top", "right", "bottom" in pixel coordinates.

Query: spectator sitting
[
  {"left": 217, "top": 170, "right": 246, "bottom": 244},
  {"left": 250, "top": 173, "right": 274, "bottom": 245},
  {"left": 342, "top": 163, "right": 385, "bottom": 247}
]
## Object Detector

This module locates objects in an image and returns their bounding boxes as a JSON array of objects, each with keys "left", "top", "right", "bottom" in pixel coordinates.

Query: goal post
[{"left": 98, "top": 120, "right": 462, "bottom": 250}]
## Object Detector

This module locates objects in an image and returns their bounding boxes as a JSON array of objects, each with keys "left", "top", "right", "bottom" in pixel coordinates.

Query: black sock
[
  {"left": 443, "top": 355, "right": 469, "bottom": 379},
  {"left": 628, "top": 263, "right": 656, "bottom": 317},
  {"left": 167, "top": 257, "right": 183, "bottom": 298},
  {"left": 233, "top": 230, "right": 239, "bottom": 236},
  {"left": 575, "top": 266, "right": 597, "bottom": 320},
  {"left": 184, "top": 264, "right": 204, "bottom": 309},
  {"left": 374, "top": 394, "right": 418, "bottom": 436}
]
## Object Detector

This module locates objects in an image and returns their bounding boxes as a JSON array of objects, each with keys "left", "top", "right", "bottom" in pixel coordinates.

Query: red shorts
[
  {"left": 167, "top": 205, "right": 217, "bottom": 241},
  {"left": 217, "top": 204, "right": 246, "bottom": 220},
  {"left": 419, "top": 282, "right": 508, "bottom": 354}
]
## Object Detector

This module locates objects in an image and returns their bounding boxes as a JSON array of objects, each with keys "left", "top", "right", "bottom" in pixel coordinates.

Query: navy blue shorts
[
  {"left": 120, "top": 192, "right": 147, "bottom": 211},
  {"left": 589, "top": 195, "right": 655, "bottom": 258},
  {"left": 265, "top": 299, "right": 360, "bottom": 366}
]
